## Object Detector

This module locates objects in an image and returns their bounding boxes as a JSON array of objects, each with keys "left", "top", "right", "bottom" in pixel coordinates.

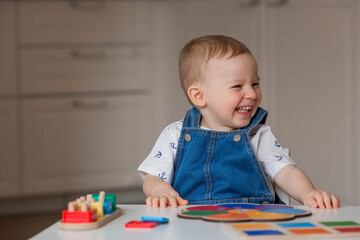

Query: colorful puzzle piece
[
  {"left": 222, "top": 220, "right": 360, "bottom": 239},
  {"left": 178, "top": 203, "right": 311, "bottom": 222},
  {"left": 62, "top": 209, "right": 97, "bottom": 223},
  {"left": 125, "top": 220, "right": 159, "bottom": 229},
  {"left": 141, "top": 216, "right": 169, "bottom": 223}
]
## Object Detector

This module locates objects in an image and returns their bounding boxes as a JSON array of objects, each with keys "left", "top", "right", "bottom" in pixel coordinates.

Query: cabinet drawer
[
  {"left": 22, "top": 96, "right": 153, "bottom": 194},
  {"left": 20, "top": 46, "right": 151, "bottom": 93},
  {"left": 19, "top": 1, "right": 151, "bottom": 44}
]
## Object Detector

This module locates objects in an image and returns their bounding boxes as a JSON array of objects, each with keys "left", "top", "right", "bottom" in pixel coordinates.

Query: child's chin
[{"left": 236, "top": 120, "right": 251, "bottom": 128}]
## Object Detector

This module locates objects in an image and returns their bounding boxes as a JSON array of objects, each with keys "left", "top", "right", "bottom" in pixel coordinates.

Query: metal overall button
[
  {"left": 233, "top": 134, "right": 241, "bottom": 142},
  {"left": 184, "top": 133, "right": 192, "bottom": 142}
]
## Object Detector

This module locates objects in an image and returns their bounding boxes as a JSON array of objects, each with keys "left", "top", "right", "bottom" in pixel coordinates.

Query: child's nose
[{"left": 244, "top": 87, "right": 257, "bottom": 99}]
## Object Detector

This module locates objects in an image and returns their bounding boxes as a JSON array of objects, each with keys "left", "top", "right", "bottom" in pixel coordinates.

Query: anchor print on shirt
[
  {"left": 274, "top": 140, "right": 281, "bottom": 147},
  {"left": 154, "top": 151, "right": 162, "bottom": 159},
  {"left": 274, "top": 154, "right": 283, "bottom": 161},
  {"left": 158, "top": 172, "right": 166, "bottom": 181},
  {"left": 170, "top": 142, "right": 177, "bottom": 150}
]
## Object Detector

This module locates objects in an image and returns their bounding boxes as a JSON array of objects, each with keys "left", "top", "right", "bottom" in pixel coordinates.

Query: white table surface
[{"left": 31, "top": 204, "right": 360, "bottom": 240}]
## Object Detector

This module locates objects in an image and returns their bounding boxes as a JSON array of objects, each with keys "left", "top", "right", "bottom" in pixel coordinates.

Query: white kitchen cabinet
[
  {"left": 17, "top": 0, "right": 156, "bottom": 198},
  {"left": 265, "top": 0, "right": 356, "bottom": 204},
  {"left": 0, "top": 2, "right": 16, "bottom": 95},
  {"left": 0, "top": 100, "right": 18, "bottom": 197},
  {"left": 22, "top": 95, "right": 152, "bottom": 194},
  {"left": 19, "top": 0, "right": 152, "bottom": 44},
  {"left": 20, "top": 46, "right": 151, "bottom": 94}
]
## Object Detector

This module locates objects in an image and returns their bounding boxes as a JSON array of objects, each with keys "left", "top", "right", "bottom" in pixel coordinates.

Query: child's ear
[{"left": 187, "top": 85, "right": 206, "bottom": 108}]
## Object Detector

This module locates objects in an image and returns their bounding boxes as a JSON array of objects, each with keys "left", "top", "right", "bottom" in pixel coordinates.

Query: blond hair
[{"left": 179, "top": 35, "right": 251, "bottom": 104}]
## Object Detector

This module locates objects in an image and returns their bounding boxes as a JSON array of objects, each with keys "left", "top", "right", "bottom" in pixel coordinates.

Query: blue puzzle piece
[{"left": 141, "top": 216, "right": 169, "bottom": 223}]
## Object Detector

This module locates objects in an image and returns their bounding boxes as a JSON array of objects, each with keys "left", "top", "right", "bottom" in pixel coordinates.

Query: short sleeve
[
  {"left": 250, "top": 125, "right": 296, "bottom": 180},
  {"left": 137, "top": 121, "right": 182, "bottom": 184}
]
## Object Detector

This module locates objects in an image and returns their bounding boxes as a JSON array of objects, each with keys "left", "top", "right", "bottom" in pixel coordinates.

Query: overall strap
[{"left": 182, "top": 107, "right": 201, "bottom": 128}]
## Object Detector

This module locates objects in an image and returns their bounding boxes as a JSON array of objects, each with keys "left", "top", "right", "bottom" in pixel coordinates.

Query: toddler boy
[{"left": 138, "top": 35, "right": 340, "bottom": 209}]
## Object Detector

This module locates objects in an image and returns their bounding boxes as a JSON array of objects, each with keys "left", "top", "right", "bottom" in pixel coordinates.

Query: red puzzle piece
[
  {"left": 62, "top": 209, "right": 97, "bottom": 223},
  {"left": 125, "top": 221, "right": 159, "bottom": 228}
]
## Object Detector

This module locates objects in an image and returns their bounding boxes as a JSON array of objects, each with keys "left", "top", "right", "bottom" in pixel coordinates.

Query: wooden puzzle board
[
  {"left": 222, "top": 220, "right": 360, "bottom": 239},
  {"left": 178, "top": 203, "right": 311, "bottom": 222},
  {"left": 59, "top": 208, "right": 122, "bottom": 231}
]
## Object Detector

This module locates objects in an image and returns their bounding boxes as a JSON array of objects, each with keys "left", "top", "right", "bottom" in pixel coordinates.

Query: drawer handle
[
  {"left": 71, "top": 100, "right": 107, "bottom": 109},
  {"left": 70, "top": 0, "right": 105, "bottom": 9},
  {"left": 71, "top": 50, "right": 106, "bottom": 59}
]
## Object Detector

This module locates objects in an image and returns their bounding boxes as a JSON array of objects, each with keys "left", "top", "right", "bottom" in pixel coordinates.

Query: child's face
[{"left": 200, "top": 53, "right": 261, "bottom": 131}]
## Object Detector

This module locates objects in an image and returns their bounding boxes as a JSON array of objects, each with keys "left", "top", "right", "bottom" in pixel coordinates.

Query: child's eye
[
  {"left": 252, "top": 83, "right": 260, "bottom": 87},
  {"left": 232, "top": 85, "right": 242, "bottom": 88}
]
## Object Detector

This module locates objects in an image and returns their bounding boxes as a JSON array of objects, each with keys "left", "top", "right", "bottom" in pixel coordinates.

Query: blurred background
[{"left": 0, "top": 0, "right": 360, "bottom": 238}]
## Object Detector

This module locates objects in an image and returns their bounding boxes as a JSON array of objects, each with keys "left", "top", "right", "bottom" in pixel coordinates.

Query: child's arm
[
  {"left": 143, "top": 174, "right": 188, "bottom": 208},
  {"left": 274, "top": 165, "right": 340, "bottom": 208}
]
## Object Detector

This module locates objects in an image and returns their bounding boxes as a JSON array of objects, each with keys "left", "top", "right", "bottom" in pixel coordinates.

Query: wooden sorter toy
[{"left": 59, "top": 191, "right": 122, "bottom": 231}]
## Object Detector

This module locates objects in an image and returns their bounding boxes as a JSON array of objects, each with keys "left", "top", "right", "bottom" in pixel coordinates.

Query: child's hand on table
[
  {"left": 274, "top": 165, "right": 341, "bottom": 209},
  {"left": 302, "top": 190, "right": 340, "bottom": 209},
  {"left": 144, "top": 175, "right": 188, "bottom": 208}
]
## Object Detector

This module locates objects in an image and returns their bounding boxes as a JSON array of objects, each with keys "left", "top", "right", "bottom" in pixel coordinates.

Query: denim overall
[{"left": 172, "top": 107, "right": 275, "bottom": 205}]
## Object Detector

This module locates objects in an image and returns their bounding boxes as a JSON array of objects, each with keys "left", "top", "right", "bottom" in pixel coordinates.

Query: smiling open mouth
[{"left": 235, "top": 106, "right": 252, "bottom": 113}]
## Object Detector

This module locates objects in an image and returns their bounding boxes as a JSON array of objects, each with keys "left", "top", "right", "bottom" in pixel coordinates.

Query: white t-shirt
[{"left": 138, "top": 121, "right": 295, "bottom": 185}]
